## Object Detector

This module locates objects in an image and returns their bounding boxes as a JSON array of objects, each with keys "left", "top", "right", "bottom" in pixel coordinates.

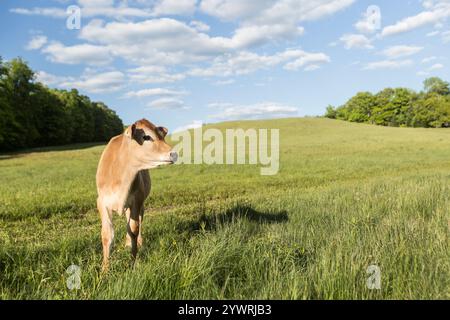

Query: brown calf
[{"left": 96, "top": 119, "right": 177, "bottom": 271}]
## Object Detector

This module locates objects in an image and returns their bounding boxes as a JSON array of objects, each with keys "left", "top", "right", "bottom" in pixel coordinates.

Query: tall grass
[{"left": 0, "top": 118, "right": 449, "bottom": 299}]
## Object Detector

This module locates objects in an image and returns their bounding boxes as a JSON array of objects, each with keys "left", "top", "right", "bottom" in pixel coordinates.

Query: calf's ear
[
  {"left": 125, "top": 123, "right": 136, "bottom": 139},
  {"left": 158, "top": 126, "right": 168, "bottom": 138}
]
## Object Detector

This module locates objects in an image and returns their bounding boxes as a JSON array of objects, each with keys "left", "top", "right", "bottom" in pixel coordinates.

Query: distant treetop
[{"left": 325, "top": 77, "right": 450, "bottom": 128}]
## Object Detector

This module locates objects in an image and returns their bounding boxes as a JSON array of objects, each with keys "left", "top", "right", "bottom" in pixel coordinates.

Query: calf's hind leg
[
  {"left": 98, "top": 200, "right": 114, "bottom": 272},
  {"left": 126, "top": 205, "right": 141, "bottom": 259},
  {"left": 125, "top": 207, "right": 143, "bottom": 248},
  {"left": 137, "top": 206, "right": 144, "bottom": 247},
  {"left": 125, "top": 208, "right": 132, "bottom": 247}
]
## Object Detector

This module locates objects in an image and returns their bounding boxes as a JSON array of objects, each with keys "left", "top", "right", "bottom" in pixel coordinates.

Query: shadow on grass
[
  {"left": 179, "top": 204, "right": 289, "bottom": 234},
  {"left": 0, "top": 142, "right": 105, "bottom": 161}
]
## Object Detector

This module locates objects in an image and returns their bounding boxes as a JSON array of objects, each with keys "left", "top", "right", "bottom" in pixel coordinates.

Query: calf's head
[{"left": 125, "top": 119, "right": 178, "bottom": 169}]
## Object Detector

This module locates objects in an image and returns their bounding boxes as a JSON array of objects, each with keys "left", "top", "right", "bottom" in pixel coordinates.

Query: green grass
[{"left": 0, "top": 118, "right": 449, "bottom": 299}]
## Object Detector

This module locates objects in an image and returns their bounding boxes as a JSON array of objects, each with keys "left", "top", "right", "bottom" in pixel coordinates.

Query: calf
[{"left": 96, "top": 119, "right": 177, "bottom": 271}]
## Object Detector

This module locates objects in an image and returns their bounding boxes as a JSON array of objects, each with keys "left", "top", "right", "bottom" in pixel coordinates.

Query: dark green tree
[
  {"left": 339, "top": 92, "right": 376, "bottom": 123},
  {"left": 0, "top": 57, "right": 124, "bottom": 151},
  {"left": 324, "top": 105, "right": 337, "bottom": 119},
  {"left": 423, "top": 77, "right": 450, "bottom": 96},
  {"left": 324, "top": 79, "right": 450, "bottom": 129},
  {"left": 372, "top": 88, "right": 416, "bottom": 126}
]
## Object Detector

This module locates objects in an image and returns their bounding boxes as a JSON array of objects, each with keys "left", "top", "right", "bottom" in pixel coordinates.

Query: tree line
[
  {"left": 325, "top": 77, "right": 450, "bottom": 128},
  {"left": 0, "top": 57, "right": 124, "bottom": 152}
]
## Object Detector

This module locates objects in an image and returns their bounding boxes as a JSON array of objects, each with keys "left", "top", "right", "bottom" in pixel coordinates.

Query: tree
[
  {"left": 411, "top": 93, "right": 450, "bottom": 128},
  {"left": 0, "top": 57, "right": 124, "bottom": 151},
  {"left": 340, "top": 92, "right": 376, "bottom": 123},
  {"left": 33, "top": 84, "right": 70, "bottom": 145},
  {"left": 0, "top": 57, "right": 8, "bottom": 146},
  {"left": 423, "top": 77, "right": 450, "bottom": 96},
  {"left": 324, "top": 105, "right": 337, "bottom": 119},
  {"left": 324, "top": 78, "right": 450, "bottom": 129},
  {"left": 371, "top": 88, "right": 416, "bottom": 127},
  {"left": 1, "top": 58, "right": 38, "bottom": 148}
]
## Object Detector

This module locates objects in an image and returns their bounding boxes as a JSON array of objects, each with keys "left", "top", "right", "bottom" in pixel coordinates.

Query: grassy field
[{"left": 0, "top": 118, "right": 449, "bottom": 299}]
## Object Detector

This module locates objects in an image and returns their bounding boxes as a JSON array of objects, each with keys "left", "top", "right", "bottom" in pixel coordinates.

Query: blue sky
[{"left": 1, "top": 0, "right": 449, "bottom": 132}]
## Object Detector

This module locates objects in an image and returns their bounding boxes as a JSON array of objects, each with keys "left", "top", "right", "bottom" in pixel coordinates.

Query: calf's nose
[{"left": 170, "top": 151, "right": 178, "bottom": 163}]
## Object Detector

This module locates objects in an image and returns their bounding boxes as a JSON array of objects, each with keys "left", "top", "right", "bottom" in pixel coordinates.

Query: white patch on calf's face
[{"left": 143, "top": 128, "right": 158, "bottom": 141}]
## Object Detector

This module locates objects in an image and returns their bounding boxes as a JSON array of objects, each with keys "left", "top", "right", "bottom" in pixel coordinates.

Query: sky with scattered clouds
[{"left": 1, "top": 0, "right": 450, "bottom": 132}]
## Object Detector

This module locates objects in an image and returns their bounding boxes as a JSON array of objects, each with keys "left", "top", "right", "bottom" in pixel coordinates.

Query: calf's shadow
[{"left": 178, "top": 204, "right": 289, "bottom": 234}]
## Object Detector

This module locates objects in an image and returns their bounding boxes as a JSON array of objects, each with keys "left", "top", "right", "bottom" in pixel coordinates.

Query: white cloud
[
  {"left": 12, "top": 0, "right": 355, "bottom": 26},
  {"left": 214, "top": 79, "right": 235, "bottom": 85},
  {"left": 14, "top": 0, "right": 354, "bottom": 102},
  {"left": 381, "top": 11, "right": 447, "bottom": 36},
  {"left": 207, "top": 102, "right": 234, "bottom": 108},
  {"left": 422, "top": 56, "right": 437, "bottom": 63},
  {"left": 381, "top": 1, "right": 450, "bottom": 37},
  {"left": 208, "top": 101, "right": 299, "bottom": 120},
  {"left": 417, "top": 62, "right": 445, "bottom": 76},
  {"left": 77, "top": 0, "right": 114, "bottom": 7},
  {"left": 36, "top": 71, "right": 67, "bottom": 86},
  {"left": 188, "top": 52, "right": 268, "bottom": 76},
  {"left": 127, "top": 66, "right": 186, "bottom": 84},
  {"left": 10, "top": 7, "right": 67, "bottom": 18},
  {"left": 426, "top": 30, "right": 440, "bottom": 36},
  {"left": 190, "top": 20, "right": 211, "bottom": 32},
  {"left": 12, "top": 0, "right": 195, "bottom": 20},
  {"left": 354, "top": 6, "right": 381, "bottom": 34},
  {"left": 339, "top": 34, "right": 373, "bottom": 49},
  {"left": 14, "top": 1, "right": 352, "bottom": 79},
  {"left": 67, "top": 70, "right": 125, "bottom": 93},
  {"left": 78, "top": 17, "right": 308, "bottom": 66},
  {"left": 25, "top": 35, "right": 48, "bottom": 50},
  {"left": 11, "top": 4, "right": 152, "bottom": 19},
  {"left": 424, "top": 29, "right": 450, "bottom": 42},
  {"left": 11, "top": 1, "right": 181, "bottom": 19},
  {"left": 152, "top": 0, "right": 197, "bottom": 16},
  {"left": 200, "top": 0, "right": 355, "bottom": 23},
  {"left": 428, "top": 63, "right": 444, "bottom": 70},
  {"left": 200, "top": 0, "right": 274, "bottom": 21},
  {"left": 380, "top": 45, "right": 423, "bottom": 59},
  {"left": 189, "top": 49, "right": 330, "bottom": 77},
  {"left": 229, "top": 24, "right": 304, "bottom": 49},
  {"left": 283, "top": 52, "right": 330, "bottom": 70},
  {"left": 199, "top": 0, "right": 355, "bottom": 51},
  {"left": 173, "top": 120, "right": 203, "bottom": 133},
  {"left": 363, "top": 59, "right": 414, "bottom": 70},
  {"left": 304, "top": 64, "right": 321, "bottom": 71},
  {"left": 15, "top": 0, "right": 340, "bottom": 56},
  {"left": 442, "top": 30, "right": 450, "bottom": 42},
  {"left": 124, "top": 88, "right": 188, "bottom": 98},
  {"left": 79, "top": 18, "right": 228, "bottom": 65},
  {"left": 147, "top": 97, "right": 189, "bottom": 109},
  {"left": 36, "top": 69, "right": 125, "bottom": 93},
  {"left": 42, "top": 42, "right": 112, "bottom": 65}
]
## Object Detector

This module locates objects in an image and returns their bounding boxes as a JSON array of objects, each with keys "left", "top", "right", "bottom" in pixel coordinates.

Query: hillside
[{"left": 0, "top": 118, "right": 449, "bottom": 299}]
